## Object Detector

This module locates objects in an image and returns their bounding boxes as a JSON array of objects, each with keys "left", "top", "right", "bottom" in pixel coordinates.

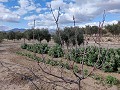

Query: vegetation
[
  {"left": 0, "top": 31, "right": 7, "bottom": 43},
  {"left": 53, "top": 27, "right": 84, "bottom": 46},
  {"left": 0, "top": 28, "right": 51, "bottom": 43},
  {"left": 68, "top": 46, "right": 120, "bottom": 72},
  {"left": 105, "top": 24, "right": 120, "bottom": 36},
  {"left": 16, "top": 51, "right": 70, "bottom": 70},
  {"left": 0, "top": 6, "right": 119, "bottom": 89},
  {"left": 84, "top": 22, "right": 120, "bottom": 36},
  {"left": 105, "top": 75, "right": 119, "bottom": 85},
  {"left": 0, "top": 32, "right": 4, "bottom": 43},
  {"left": 21, "top": 43, "right": 120, "bottom": 73},
  {"left": 0, "top": 3, "right": 119, "bottom": 90},
  {"left": 21, "top": 43, "right": 50, "bottom": 54},
  {"left": 16, "top": 50, "right": 120, "bottom": 86},
  {"left": 23, "top": 28, "right": 51, "bottom": 42},
  {"left": 0, "top": 22, "right": 120, "bottom": 43},
  {"left": 48, "top": 44, "right": 64, "bottom": 58}
]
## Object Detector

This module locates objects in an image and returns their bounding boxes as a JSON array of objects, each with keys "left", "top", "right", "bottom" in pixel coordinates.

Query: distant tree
[
  {"left": 91, "top": 26, "right": 99, "bottom": 34},
  {"left": 7, "top": 31, "right": 15, "bottom": 41},
  {"left": 34, "top": 28, "right": 51, "bottom": 43},
  {"left": 34, "top": 29, "right": 43, "bottom": 42},
  {"left": 105, "top": 25, "right": 113, "bottom": 33},
  {"left": 23, "top": 28, "right": 51, "bottom": 43},
  {"left": 53, "top": 30, "right": 63, "bottom": 45},
  {"left": 42, "top": 29, "right": 51, "bottom": 42},
  {"left": 15, "top": 31, "right": 23, "bottom": 40},
  {"left": 0, "top": 32, "right": 4, "bottom": 43},
  {"left": 112, "top": 24, "right": 120, "bottom": 35},
  {"left": 84, "top": 25, "right": 99, "bottom": 35},
  {"left": 72, "top": 27, "right": 84, "bottom": 46},
  {"left": 62, "top": 27, "right": 71, "bottom": 48},
  {"left": 53, "top": 27, "right": 84, "bottom": 46},
  {"left": 102, "top": 29, "right": 107, "bottom": 35},
  {"left": 105, "top": 24, "right": 120, "bottom": 36},
  {"left": 84, "top": 25, "right": 91, "bottom": 35},
  {"left": 23, "top": 30, "right": 33, "bottom": 40}
]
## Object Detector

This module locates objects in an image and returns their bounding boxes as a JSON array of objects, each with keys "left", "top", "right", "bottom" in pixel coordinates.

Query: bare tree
[
  {"left": 33, "top": 19, "right": 36, "bottom": 56},
  {"left": 35, "top": 6, "right": 107, "bottom": 90},
  {"left": 0, "top": 6, "right": 110, "bottom": 90}
]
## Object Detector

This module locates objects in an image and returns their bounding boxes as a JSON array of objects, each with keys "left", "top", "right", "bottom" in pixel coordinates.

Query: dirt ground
[{"left": 0, "top": 40, "right": 120, "bottom": 90}]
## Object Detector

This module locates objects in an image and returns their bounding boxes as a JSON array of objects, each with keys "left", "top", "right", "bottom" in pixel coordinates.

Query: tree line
[
  {"left": 0, "top": 21, "right": 120, "bottom": 43},
  {"left": 0, "top": 28, "right": 51, "bottom": 43},
  {"left": 84, "top": 21, "right": 120, "bottom": 36}
]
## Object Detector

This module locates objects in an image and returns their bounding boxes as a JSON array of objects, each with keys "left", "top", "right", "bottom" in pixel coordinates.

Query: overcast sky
[{"left": 0, "top": 0, "right": 120, "bottom": 31}]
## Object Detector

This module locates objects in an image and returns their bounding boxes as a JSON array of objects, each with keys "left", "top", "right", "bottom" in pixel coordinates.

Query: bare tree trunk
[
  {"left": 23, "top": 38, "right": 25, "bottom": 44},
  {"left": 78, "top": 79, "right": 81, "bottom": 90},
  {"left": 33, "top": 19, "right": 36, "bottom": 56}
]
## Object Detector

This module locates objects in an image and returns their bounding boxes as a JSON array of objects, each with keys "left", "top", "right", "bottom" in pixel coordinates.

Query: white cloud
[
  {"left": 96, "top": 0, "right": 120, "bottom": 13},
  {"left": 0, "top": 3, "right": 20, "bottom": 22},
  {"left": 24, "top": 15, "right": 39, "bottom": 21},
  {"left": 104, "top": 20, "right": 118, "bottom": 25},
  {"left": 108, "top": 9, "right": 120, "bottom": 13},
  {"left": 29, "top": 0, "right": 120, "bottom": 29},
  {"left": 47, "top": 0, "right": 68, "bottom": 9},
  {"left": 0, "top": 25, "right": 11, "bottom": 31},
  {"left": 0, "top": 3, "right": 10, "bottom": 13},
  {"left": 0, "top": 0, "right": 41, "bottom": 22},
  {"left": 78, "top": 20, "right": 118, "bottom": 27},
  {"left": 0, "top": 0, "right": 8, "bottom": 2},
  {"left": 13, "top": 0, "right": 42, "bottom": 16},
  {"left": 0, "top": 0, "right": 120, "bottom": 29},
  {"left": 2, "top": 14, "right": 20, "bottom": 22},
  {"left": 36, "top": 8, "right": 41, "bottom": 13}
]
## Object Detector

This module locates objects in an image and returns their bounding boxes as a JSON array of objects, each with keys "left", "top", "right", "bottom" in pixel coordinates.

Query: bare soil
[{"left": 0, "top": 40, "right": 120, "bottom": 90}]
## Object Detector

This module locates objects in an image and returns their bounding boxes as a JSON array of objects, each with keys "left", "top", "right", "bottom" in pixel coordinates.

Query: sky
[{"left": 0, "top": 0, "right": 120, "bottom": 31}]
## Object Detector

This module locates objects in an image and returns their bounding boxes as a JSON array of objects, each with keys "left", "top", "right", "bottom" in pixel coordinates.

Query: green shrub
[
  {"left": 20, "top": 43, "right": 120, "bottom": 73},
  {"left": 21, "top": 43, "right": 28, "bottom": 49},
  {"left": 83, "top": 69, "right": 88, "bottom": 76},
  {"left": 91, "top": 74, "right": 104, "bottom": 84},
  {"left": 102, "top": 49, "right": 119, "bottom": 72},
  {"left": 92, "top": 74, "right": 103, "bottom": 81},
  {"left": 73, "top": 65, "right": 79, "bottom": 73},
  {"left": 21, "top": 43, "right": 49, "bottom": 54},
  {"left": 35, "top": 43, "right": 49, "bottom": 54},
  {"left": 59, "top": 61, "right": 65, "bottom": 68},
  {"left": 48, "top": 44, "right": 64, "bottom": 58},
  {"left": 0, "top": 32, "right": 4, "bottom": 43},
  {"left": 102, "top": 62, "right": 114, "bottom": 72},
  {"left": 0, "top": 39, "right": 3, "bottom": 43},
  {"left": 69, "top": 49, "right": 82, "bottom": 63},
  {"left": 64, "top": 63, "right": 70, "bottom": 70},
  {"left": 105, "top": 75, "right": 119, "bottom": 85}
]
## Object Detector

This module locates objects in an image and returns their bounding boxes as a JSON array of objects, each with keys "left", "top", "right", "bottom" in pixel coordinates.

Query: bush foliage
[
  {"left": 21, "top": 43, "right": 49, "bottom": 54},
  {"left": 68, "top": 46, "right": 120, "bottom": 72},
  {"left": 21, "top": 43, "right": 120, "bottom": 73},
  {"left": 105, "top": 75, "right": 119, "bottom": 85},
  {"left": 48, "top": 44, "right": 64, "bottom": 58}
]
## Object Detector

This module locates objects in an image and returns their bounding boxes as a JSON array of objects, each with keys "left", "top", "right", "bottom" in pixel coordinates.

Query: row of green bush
[
  {"left": 21, "top": 43, "right": 49, "bottom": 54},
  {"left": 16, "top": 51, "right": 119, "bottom": 86},
  {"left": 21, "top": 43, "right": 120, "bottom": 72},
  {"left": 16, "top": 51, "right": 70, "bottom": 70},
  {"left": 21, "top": 43, "right": 64, "bottom": 58},
  {"left": 68, "top": 46, "right": 120, "bottom": 72},
  {"left": 92, "top": 74, "right": 119, "bottom": 86}
]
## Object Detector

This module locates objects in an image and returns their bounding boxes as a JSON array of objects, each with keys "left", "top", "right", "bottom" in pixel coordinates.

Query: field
[
  {"left": 1, "top": 0, "right": 120, "bottom": 90},
  {"left": 0, "top": 38, "right": 120, "bottom": 90}
]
